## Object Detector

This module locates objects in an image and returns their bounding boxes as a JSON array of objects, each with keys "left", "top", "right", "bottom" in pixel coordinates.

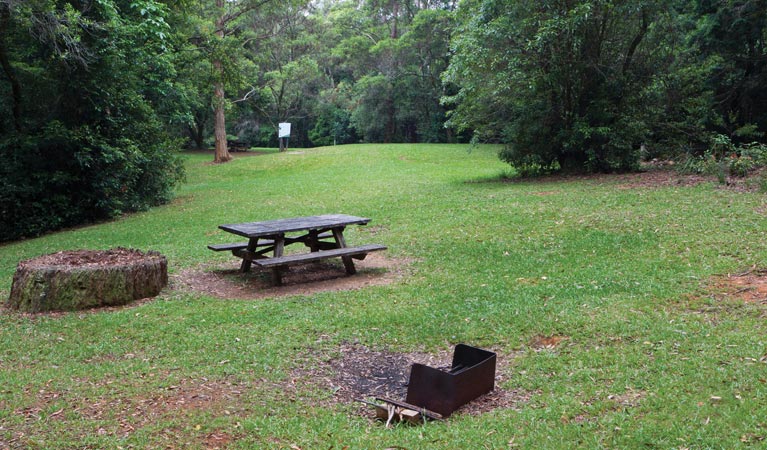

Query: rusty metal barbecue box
[{"left": 405, "top": 344, "right": 496, "bottom": 417}]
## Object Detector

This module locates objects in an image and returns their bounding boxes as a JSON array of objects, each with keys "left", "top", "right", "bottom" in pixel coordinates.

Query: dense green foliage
[
  {"left": 445, "top": 0, "right": 666, "bottom": 173},
  {"left": 0, "top": 0, "right": 184, "bottom": 241},
  {"left": 693, "top": 0, "right": 767, "bottom": 135},
  {"left": 445, "top": 0, "right": 767, "bottom": 175},
  {"left": 3, "top": 0, "right": 767, "bottom": 240},
  {"left": 183, "top": 0, "right": 767, "bottom": 169},
  {"left": 220, "top": 0, "right": 462, "bottom": 148}
]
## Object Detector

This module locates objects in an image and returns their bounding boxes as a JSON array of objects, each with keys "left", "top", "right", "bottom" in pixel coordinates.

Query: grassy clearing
[{"left": 2, "top": 144, "right": 767, "bottom": 449}]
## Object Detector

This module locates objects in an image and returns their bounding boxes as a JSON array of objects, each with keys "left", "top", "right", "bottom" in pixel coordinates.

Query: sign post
[{"left": 278, "top": 123, "right": 291, "bottom": 152}]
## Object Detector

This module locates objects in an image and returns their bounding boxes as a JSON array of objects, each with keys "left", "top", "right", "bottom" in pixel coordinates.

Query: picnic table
[{"left": 208, "top": 214, "right": 387, "bottom": 286}]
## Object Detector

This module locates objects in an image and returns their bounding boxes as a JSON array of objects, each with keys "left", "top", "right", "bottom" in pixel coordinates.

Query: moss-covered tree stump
[{"left": 7, "top": 248, "right": 167, "bottom": 312}]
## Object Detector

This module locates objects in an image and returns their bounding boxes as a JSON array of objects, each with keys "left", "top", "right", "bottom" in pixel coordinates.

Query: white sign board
[{"left": 278, "top": 123, "right": 291, "bottom": 138}]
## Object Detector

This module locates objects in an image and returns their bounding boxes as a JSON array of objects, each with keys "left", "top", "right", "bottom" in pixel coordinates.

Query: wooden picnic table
[{"left": 208, "top": 214, "right": 386, "bottom": 286}]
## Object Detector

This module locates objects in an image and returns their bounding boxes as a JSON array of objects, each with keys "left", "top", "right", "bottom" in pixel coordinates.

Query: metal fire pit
[{"left": 404, "top": 344, "right": 496, "bottom": 417}]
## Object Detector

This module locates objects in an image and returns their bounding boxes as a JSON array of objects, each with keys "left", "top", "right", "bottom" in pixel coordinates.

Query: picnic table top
[{"left": 219, "top": 214, "right": 371, "bottom": 238}]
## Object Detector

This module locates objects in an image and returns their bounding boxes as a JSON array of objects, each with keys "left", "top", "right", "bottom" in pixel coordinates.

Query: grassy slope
[{"left": 1, "top": 144, "right": 767, "bottom": 448}]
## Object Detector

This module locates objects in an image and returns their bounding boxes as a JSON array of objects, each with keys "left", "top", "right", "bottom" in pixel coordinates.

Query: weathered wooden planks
[
  {"left": 253, "top": 244, "right": 387, "bottom": 269},
  {"left": 218, "top": 214, "right": 370, "bottom": 238}
]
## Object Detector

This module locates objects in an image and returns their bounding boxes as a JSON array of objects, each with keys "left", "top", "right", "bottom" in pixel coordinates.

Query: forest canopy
[{"left": 2, "top": 0, "right": 767, "bottom": 240}]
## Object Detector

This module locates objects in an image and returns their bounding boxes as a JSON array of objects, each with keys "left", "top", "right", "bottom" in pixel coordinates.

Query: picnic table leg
[
  {"left": 307, "top": 229, "right": 320, "bottom": 252},
  {"left": 332, "top": 227, "right": 356, "bottom": 275},
  {"left": 240, "top": 238, "right": 259, "bottom": 272},
  {"left": 271, "top": 234, "right": 286, "bottom": 286}
]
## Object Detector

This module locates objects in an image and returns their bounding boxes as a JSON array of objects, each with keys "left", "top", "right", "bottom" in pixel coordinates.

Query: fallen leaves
[{"left": 530, "top": 335, "right": 569, "bottom": 351}]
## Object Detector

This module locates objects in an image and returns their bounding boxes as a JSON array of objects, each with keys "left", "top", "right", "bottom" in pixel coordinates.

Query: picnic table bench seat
[
  {"left": 207, "top": 241, "right": 270, "bottom": 252},
  {"left": 253, "top": 244, "right": 387, "bottom": 269},
  {"left": 207, "top": 232, "right": 335, "bottom": 253}
]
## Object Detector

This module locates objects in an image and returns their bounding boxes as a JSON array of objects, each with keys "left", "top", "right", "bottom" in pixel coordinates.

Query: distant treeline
[{"left": 2, "top": 0, "right": 767, "bottom": 240}]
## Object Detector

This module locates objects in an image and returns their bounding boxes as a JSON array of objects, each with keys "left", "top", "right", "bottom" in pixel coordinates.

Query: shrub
[
  {"left": 675, "top": 134, "right": 767, "bottom": 183},
  {"left": 0, "top": 122, "right": 184, "bottom": 242}
]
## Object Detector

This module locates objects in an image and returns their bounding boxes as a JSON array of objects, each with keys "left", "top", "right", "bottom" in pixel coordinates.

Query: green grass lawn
[{"left": 2, "top": 144, "right": 767, "bottom": 449}]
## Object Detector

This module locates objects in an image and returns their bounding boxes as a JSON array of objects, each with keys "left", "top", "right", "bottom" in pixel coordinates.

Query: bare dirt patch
[
  {"left": 585, "top": 164, "right": 765, "bottom": 192},
  {"left": 543, "top": 167, "right": 709, "bottom": 190},
  {"left": 530, "top": 334, "right": 569, "bottom": 350},
  {"left": 79, "top": 377, "right": 245, "bottom": 436},
  {"left": 501, "top": 164, "right": 762, "bottom": 191},
  {"left": 173, "top": 253, "right": 409, "bottom": 300},
  {"left": 611, "top": 169, "right": 710, "bottom": 189},
  {"left": 8, "top": 376, "right": 246, "bottom": 448},
  {"left": 291, "top": 342, "right": 534, "bottom": 419},
  {"left": 608, "top": 388, "right": 647, "bottom": 408},
  {"left": 708, "top": 268, "right": 767, "bottom": 304}
]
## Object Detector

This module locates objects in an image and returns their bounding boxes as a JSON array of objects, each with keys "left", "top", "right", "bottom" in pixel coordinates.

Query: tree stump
[{"left": 7, "top": 248, "right": 167, "bottom": 313}]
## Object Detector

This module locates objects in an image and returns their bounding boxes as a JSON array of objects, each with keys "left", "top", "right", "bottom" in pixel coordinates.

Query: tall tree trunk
[
  {"left": 213, "top": 2, "right": 231, "bottom": 163},
  {"left": 622, "top": 8, "right": 648, "bottom": 75},
  {"left": 391, "top": 0, "right": 399, "bottom": 39},
  {"left": 213, "top": 71, "right": 231, "bottom": 162}
]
